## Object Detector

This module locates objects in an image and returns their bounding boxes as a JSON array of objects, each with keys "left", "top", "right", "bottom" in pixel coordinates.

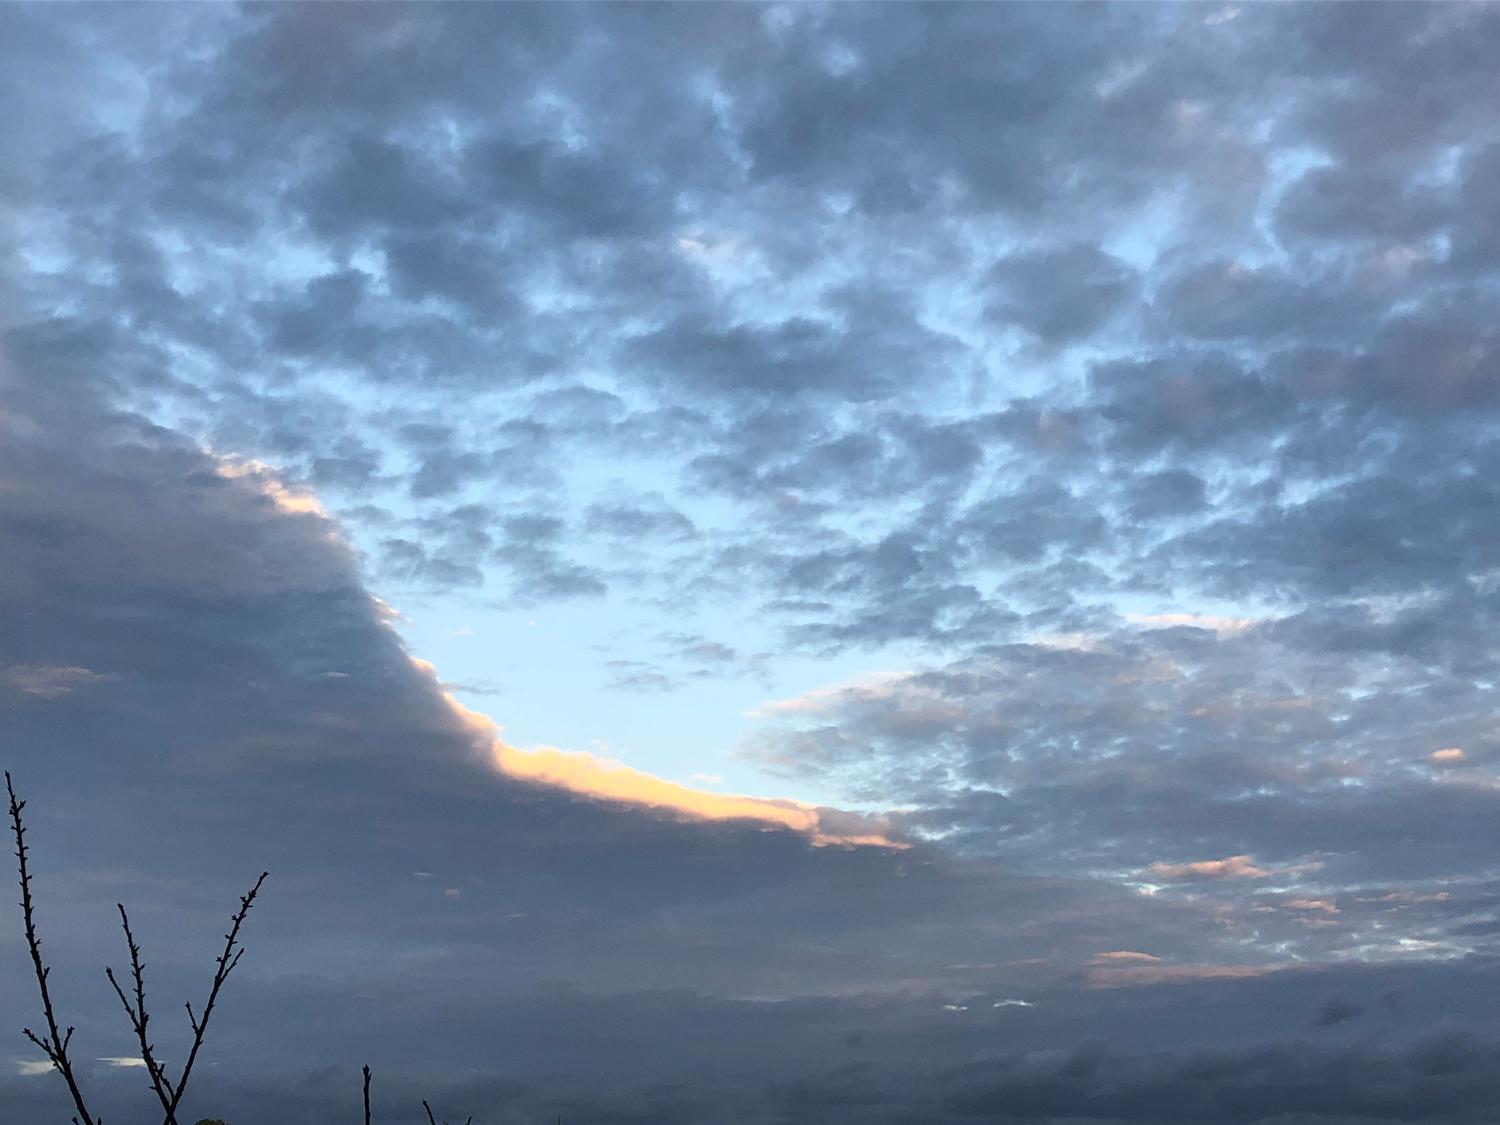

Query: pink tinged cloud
[
  {"left": 2, "top": 664, "right": 107, "bottom": 699},
  {"left": 1086, "top": 962, "right": 1274, "bottom": 988},
  {"left": 1287, "top": 898, "right": 1340, "bottom": 915},
  {"left": 1141, "top": 854, "right": 1323, "bottom": 881},
  {"left": 1090, "top": 950, "right": 1162, "bottom": 964},
  {"left": 1085, "top": 950, "right": 1278, "bottom": 988}
]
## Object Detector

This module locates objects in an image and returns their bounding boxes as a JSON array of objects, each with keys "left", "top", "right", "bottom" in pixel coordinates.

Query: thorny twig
[
  {"left": 7, "top": 770, "right": 98, "bottom": 1125},
  {"left": 364, "top": 1065, "right": 472, "bottom": 1125},
  {"left": 104, "top": 875, "right": 266, "bottom": 1125},
  {"left": 9, "top": 770, "right": 267, "bottom": 1125},
  {"left": 105, "top": 905, "right": 178, "bottom": 1123},
  {"left": 422, "top": 1099, "right": 471, "bottom": 1125},
  {"left": 164, "top": 870, "right": 268, "bottom": 1124},
  {"left": 10, "top": 776, "right": 481, "bottom": 1125}
]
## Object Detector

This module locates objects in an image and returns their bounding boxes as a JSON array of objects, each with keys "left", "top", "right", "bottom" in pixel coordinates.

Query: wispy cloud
[
  {"left": 1142, "top": 855, "right": 1324, "bottom": 882},
  {"left": 3, "top": 664, "right": 107, "bottom": 699}
]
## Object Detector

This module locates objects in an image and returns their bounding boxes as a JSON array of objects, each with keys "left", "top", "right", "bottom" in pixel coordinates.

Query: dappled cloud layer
[{"left": 8, "top": 3, "right": 1500, "bottom": 1122}]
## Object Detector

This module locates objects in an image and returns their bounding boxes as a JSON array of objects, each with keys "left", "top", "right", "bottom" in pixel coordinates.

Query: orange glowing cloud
[
  {"left": 213, "top": 456, "right": 327, "bottom": 516},
  {"left": 1429, "top": 747, "right": 1466, "bottom": 767},
  {"left": 198, "top": 451, "right": 901, "bottom": 850},
  {"left": 425, "top": 665, "right": 900, "bottom": 848}
]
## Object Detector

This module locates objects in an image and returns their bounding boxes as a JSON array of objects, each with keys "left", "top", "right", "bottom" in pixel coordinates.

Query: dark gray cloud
[
  {"left": 745, "top": 617, "right": 1500, "bottom": 951},
  {"left": 1123, "top": 468, "right": 1207, "bottom": 522},
  {"left": 7, "top": 0, "right": 1496, "bottom": 639},
  {"left": 627, "top": 286, "right": 964, "bottom": 404},
  {"left": 1275, "top": 163, "right": 1450, "bottom": 246},
  {"left": 585, "top": 497, "right": 697, "bottom": 543},
  {"left": 10, "top": 959, "right": 1500, "bottom": 1124},
  {"left": 1313, "top": 996, "right": 1365, "bottom": 1029},
  {"left": 987, "top": 244, "right": 1138, "bottom": 345},
  {"left": 0, "top": 341, "right": 1251, "bottom": 1122},
  {"left": 7, "top": 3, "right": 1500, "bottom": 1121}
]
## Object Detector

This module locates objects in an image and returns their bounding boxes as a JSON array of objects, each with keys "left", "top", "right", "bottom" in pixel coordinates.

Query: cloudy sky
[{"left": 4, "top": 2, "right": 1500, "bottom": 1122}]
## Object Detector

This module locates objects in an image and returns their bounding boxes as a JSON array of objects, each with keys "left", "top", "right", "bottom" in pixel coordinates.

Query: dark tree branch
[
  {"left": 8, "top": 771, "right": 98, "bottom": 1125},
  {"left": 362, "top": 1064, "right": 371, "bottom": 1125},
  {"left": 105, "top": 903, "right": 179, "bottom": 1122},
  {"left": 419, "top": 1101, "right": 470, "bottom": 1125},
  {"left": 163, "top": 870, "right": 268, "bottom": 1124}
]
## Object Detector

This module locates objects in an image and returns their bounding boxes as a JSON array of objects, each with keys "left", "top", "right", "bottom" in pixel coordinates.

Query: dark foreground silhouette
[{"left": 7, "top": 771, "right": 477, "bottom": 1125}]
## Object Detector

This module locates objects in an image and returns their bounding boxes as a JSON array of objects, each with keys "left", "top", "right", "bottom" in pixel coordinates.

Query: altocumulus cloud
[{"left": 5, "top": 3, "right": 1500, "bottom": 1122}]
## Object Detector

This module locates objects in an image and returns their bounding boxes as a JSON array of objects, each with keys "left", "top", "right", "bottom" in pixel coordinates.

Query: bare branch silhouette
[
  {"left": 420, "top": 1098, "right": 471, "bottom": 1125},
  {"left": 11, "top": 778, "right": 468, "bottom": 1125},
  {"left": 105, "top": 904, "right": 178, "bottom": 1122},
  {"left": 101, "top": 874, "right": 267, "bottom": 1125},
  {"left": 8, "top": 772, "right": 267, "bottom": 1125},
  {"left": 7, "top": 770, "right": 98, "bottom": 1125},
  {"left": 164, "top": 870, "right": 268, "bottom": 1124}
]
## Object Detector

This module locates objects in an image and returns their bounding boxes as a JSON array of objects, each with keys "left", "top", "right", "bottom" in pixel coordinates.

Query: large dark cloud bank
[{"left": 5, "top": 3, "right": 1500, "bottom": 1122}]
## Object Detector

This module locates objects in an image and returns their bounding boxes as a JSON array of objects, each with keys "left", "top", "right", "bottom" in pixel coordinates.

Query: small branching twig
[
  {"left": 11, "top": 776, "right": 446, "bottom": 1125},
  {"left": 105, "top": 879, "right": 266, "bottom": 1125},
  {"left": 9, "top": 771, "right": 268, "bottom": 1125},
  {"left": 163, "top": 870, "right": 268, "bottom": 1124},
  {"left": 7, "top": 770, "right": 98, "bottom": 1125},
  {"left": 103, "top": 876, "right": 267, "bottom": 1125},
  {"left": 367, "top": 1066, "right": 471, "bottom": 1125},
  {"left": 421, "top": 1099, "right": 470, "bottom": 1125},
  {"left": 105, "top": 904, "right": 178, "bottom": 1122}
]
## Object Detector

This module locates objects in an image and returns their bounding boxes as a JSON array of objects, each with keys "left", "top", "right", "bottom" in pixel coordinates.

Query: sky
[{"left": 3, "top": 2, "right": 1500, "bottom": 1122}]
